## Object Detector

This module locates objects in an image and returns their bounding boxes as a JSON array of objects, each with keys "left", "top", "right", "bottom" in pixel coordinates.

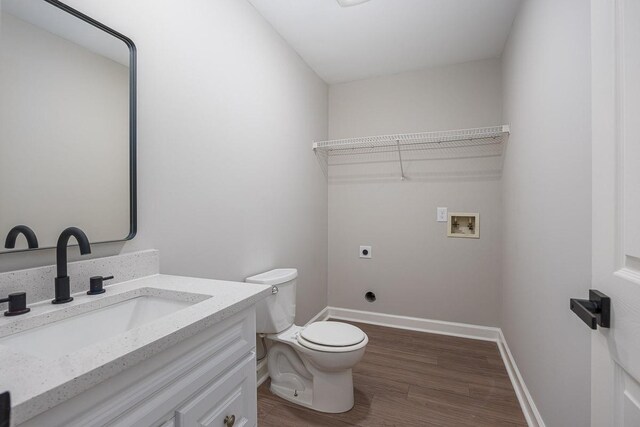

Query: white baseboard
[
  {"left": 326, "top": 306, "right": 543, "bottom": 427},
  {"left": 255, "top": 305, "right": 544, "bottom": 427},
  {"left": 305, "top": 306, "right": 331, "bottom": 325},
  {"left": 256, "top": 358, "right": 269, "bottom": 387},
  {"left": 497, "top": 330, "right": 545, "bottom": 427},
  {"left": 326, "top": 306, "right": 500, "bottom": 341},
  {"left": 255, "top": 306, "right": 330, "bottom": 388}
]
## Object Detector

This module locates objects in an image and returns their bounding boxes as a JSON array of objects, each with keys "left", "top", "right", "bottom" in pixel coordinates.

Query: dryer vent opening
[{"left": 365, "top": 291, "right": 376, "bottom": 302}]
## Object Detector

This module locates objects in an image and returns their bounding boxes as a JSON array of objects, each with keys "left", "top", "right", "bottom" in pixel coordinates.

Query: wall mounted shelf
[{"left": 313, "top": 125, "right": 510, "bottom": 181}]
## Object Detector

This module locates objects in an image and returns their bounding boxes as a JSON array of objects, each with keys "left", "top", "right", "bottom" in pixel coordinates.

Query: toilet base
[
  {"left": 267, "top": 341, "right": 356, "bottom": 413},
  {"left": 269, "top": 371, "right": 355, "bottom": 414}
]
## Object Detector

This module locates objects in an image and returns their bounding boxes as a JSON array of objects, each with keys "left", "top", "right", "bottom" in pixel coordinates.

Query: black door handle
[
  {"left": 570, "top": 290, "right": 610, "bottom": 329},
  {"left": 0, "top": 391, "right": 9, "bottom": 427}
]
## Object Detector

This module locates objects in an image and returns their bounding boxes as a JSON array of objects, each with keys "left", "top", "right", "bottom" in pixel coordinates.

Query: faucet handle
[
  {"left": 0, "top": 292, "right": 31, "bottom": 316},
  {"left": 87, "top": 275, "right": 114, "bottom": 295}
]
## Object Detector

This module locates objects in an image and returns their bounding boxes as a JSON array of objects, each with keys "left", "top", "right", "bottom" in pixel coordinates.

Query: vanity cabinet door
[{"left": 175, "top": 354, "right": 256, "bottom": 427}]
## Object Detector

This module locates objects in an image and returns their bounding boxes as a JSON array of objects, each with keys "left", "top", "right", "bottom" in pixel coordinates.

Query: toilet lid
[{"left": 299, "top": 322, "right": 365, "bottom": 347}]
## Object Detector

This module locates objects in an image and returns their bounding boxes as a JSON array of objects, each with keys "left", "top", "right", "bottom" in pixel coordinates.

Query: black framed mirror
[{"left": 0, "top": 0, "right": 136, "bottom": 252}]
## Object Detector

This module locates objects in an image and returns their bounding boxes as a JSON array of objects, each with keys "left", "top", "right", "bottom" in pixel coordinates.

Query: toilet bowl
[{"left": 246, "top": 269, "right": 368, "bottom": 413}]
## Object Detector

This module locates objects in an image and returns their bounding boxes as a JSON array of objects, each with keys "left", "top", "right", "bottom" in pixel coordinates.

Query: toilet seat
[{"left": 296, "top": 322, "right": 367, "bottom": 353}]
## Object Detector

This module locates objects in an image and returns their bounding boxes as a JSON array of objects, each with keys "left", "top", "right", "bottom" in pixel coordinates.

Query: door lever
[
  {"left": 1, "top": 391, "right": 9, "bottom": 427},
  {"left": 570, "top": 289, "right": 610, "bottom": 329}
]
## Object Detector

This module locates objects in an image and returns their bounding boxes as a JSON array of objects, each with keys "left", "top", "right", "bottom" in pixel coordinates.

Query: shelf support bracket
[{"left": 396, "top": 139, "right": 405, "bottom": 180}]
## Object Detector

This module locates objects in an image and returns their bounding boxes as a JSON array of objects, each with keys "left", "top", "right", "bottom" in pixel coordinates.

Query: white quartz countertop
[{"left": 0, "top": 274, "right": 271, "bottom": 425}]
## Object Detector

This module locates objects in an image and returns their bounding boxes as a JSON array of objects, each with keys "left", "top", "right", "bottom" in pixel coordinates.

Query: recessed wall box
[
  {"left": 447, "top": 213, "right": 479, "bottom": 239},
  {"left": 360, "top": 246, "right": 372, "bottom": 258}
]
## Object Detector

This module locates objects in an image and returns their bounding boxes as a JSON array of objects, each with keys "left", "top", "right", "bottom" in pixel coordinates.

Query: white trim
[
  {"left": 255, "top": 305, "right": 544, "bottom": 427},
  {"left": 497, "top": 330, "right": 546, "bottom": 427},
  {"left": 326, "top": 306, "right": 500, "bottom": 341},
  {"left": 614, "top": 267, "right": 640, "bottom": 286},
  {"left": 255, "top": 306, "right": 330, "bottom": 387},
  {"left": 256, "top": 358, "right": 269, "bottom": 387},
  {"left": 305, "top": 306, "right": 331, "bottom": 325},
  {"left": 326, "top": 306, "right": 544, "bottom": 427}
]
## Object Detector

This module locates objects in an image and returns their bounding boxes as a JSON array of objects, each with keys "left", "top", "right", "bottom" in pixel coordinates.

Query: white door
[{"left": 591, "top": 0, "right": 640, "bottom": 426}]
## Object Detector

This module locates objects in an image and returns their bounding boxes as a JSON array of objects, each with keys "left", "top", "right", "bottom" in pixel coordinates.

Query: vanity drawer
[{"left": 175, "top": 354, "right": 256, "bottom": 427}]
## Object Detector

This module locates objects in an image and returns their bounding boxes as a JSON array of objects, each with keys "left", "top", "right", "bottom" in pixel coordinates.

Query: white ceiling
[
  {"left": 2, "top": 0, "right": 129, "bottom": 66},
  {"left": 247, "top": 0, "right": 521, "bottom": 84}
]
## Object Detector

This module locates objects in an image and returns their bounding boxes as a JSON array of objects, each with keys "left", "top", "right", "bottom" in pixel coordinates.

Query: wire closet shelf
[{"left": 312, "top": 125, "right": 510, "bottom": 180}]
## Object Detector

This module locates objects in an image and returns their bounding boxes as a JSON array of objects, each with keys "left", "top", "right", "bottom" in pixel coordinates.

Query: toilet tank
[{"left": 246, "top": 268, "right": 297, "bottom": 334}]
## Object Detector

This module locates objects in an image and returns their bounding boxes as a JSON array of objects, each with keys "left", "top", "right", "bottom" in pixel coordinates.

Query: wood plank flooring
[{"left": 258, "top": 320, "right": 527, "bottom": 426}]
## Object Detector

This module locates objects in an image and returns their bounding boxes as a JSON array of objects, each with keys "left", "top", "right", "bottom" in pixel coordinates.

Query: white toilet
[{"left": 246, "top": 268, "right": 368, "bottom": 413}]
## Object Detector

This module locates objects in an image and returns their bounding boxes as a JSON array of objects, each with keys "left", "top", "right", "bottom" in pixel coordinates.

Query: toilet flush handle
[{"left": 272, "top": 285, "right": 279, "bottom": 295}]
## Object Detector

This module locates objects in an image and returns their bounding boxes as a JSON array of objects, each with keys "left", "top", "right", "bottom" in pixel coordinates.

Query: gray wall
[
  {"left": 500, "top": 0, "right": 592, "bottom": 425},
  {"left": 0, "top": 0, "right": 329, "bottom": 324},
  {"left": 328, "top": 59, "right": 503, "bottom": 326}
]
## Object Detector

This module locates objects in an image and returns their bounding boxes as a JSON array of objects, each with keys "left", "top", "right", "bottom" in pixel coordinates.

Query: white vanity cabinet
[
  {"left": 162, "top": 355, "right": 255, "bottom": 427},
  {"left": 20, "top": 308, "right": 258, "bottom": 427}
]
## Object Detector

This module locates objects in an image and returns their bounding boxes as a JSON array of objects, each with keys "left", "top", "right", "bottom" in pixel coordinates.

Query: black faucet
[
  {"left": 53, "top": 227, "right": 91, "bottom": 304},
  {"left": 4, "top": 225, "right": 38, "bottom": 249}
]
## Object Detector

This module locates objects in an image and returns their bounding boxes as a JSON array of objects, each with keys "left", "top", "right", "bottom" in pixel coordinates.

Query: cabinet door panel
[{"left": 175, "top": 354, "right": 256, "bottom": 427}]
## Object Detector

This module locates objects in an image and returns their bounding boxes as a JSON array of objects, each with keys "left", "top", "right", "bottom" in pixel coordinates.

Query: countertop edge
[{"left": 8, "top": 274, "right": 271, "bottom": 425}]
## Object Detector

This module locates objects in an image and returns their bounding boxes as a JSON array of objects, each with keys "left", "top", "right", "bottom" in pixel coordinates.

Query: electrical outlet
[
  {"left": 359, "top": 246, "right": 372, "bottom": 259},
  {"left": 437, "top": 207, "right": 448, "bottom": 222}
]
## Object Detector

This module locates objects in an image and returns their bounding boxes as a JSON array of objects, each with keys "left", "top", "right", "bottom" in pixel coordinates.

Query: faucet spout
[
  {"left": 4, "top": 225, "right": 39, "bottom": 249},
  {"left": 53, "top": 227, "right": 91, "bottom": 304},
  {"left": 56, "top": 227, "right": 91, "bottom": 278}
]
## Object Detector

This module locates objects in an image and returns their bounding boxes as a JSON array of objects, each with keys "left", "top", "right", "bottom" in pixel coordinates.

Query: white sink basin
[{"left": 0, "top": 295, "right": 194, "bottom": 359}]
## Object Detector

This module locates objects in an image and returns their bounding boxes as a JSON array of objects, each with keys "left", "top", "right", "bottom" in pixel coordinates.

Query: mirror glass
[{"left": 0, "top": 0, "right": 135, "bottom": 252}]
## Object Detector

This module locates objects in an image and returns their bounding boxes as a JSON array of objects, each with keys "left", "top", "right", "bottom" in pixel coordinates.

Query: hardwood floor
[{"left": 258, "top": 320, "right": 527, "bottom": 426}]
